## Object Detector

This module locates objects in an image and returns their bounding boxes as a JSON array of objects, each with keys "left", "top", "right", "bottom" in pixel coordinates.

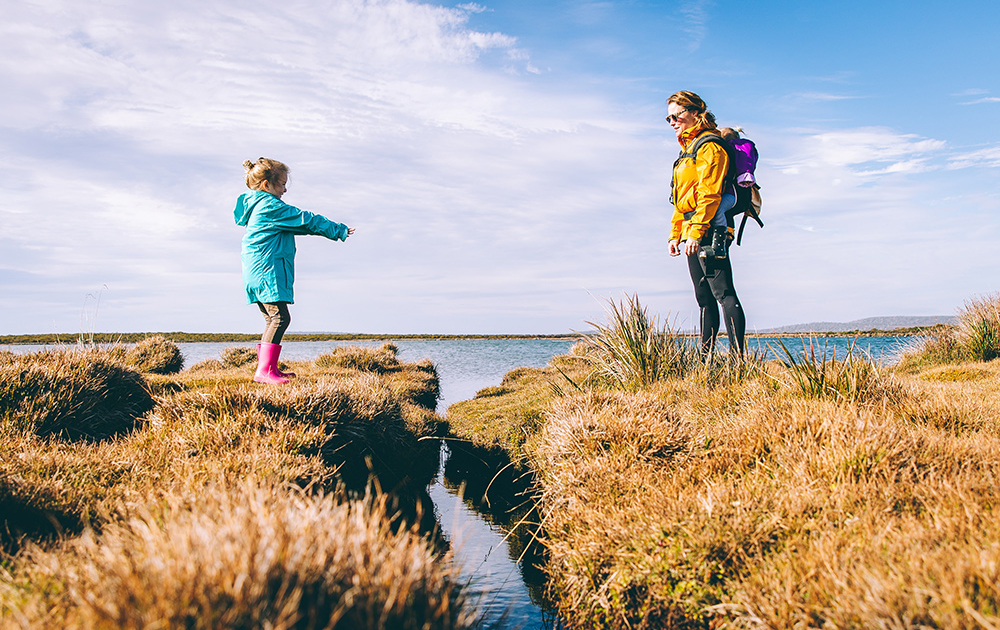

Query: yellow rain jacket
[{"left": 670, "top": 125, "right": 730, "bottom": 243}]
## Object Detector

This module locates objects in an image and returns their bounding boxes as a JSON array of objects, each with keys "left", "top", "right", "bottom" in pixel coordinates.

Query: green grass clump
[
  {"left": 583, "top": 294, "right": 700, "bottom": 390},
  {"left": 0, "top": 349, "right": 154, "bottom": 440},
  {"left": 956, "top": 294, "right": 1000, "bottom": 361},
  {"left": 897, "top": 327, "right": 962, "bottom": 368},
  {"left": 315, "top": 343, "right": 400, "bottom": 373},
  {"left": 900, "top": 294, "right": 1000, "bottom": 367},
  {"left": 220, "top": 345, "right": 257, "bottom": 368},
  {"left": 774, "top": 337, "right": 902, "bottom": 406},
  {"left": 124, "top": 335, "right": 185, "bottom": 374}
]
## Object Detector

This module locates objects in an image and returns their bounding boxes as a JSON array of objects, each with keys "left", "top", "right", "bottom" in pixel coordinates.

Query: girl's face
[
  {"left": 263, "top": 175, "right": 287, "bottom": 198},
  {"left": 666, "top": 104, "right": 696, "bottom": 138}
]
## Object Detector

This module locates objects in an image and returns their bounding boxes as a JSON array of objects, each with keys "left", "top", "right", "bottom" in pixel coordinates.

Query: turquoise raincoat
[{"left": 234, "top": 190, "right": 349, "bottom": 304}]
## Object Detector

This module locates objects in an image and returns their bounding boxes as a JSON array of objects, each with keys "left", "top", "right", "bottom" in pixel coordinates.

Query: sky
[{"left": 2, "top": 0, "right": 999, "bottom": 335}]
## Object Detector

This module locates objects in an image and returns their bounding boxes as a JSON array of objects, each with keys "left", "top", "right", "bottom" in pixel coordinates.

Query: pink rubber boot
[
  {"left": 254, "top": 342, "right": 289, "bottom": 384},
  {"left": 257, "top": 343, "right": 296, "bottom": 378}
]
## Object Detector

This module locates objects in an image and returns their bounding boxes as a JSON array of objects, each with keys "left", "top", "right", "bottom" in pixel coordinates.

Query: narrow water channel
[
  {"left": 173, "top": 338, "right": 575, "bottom": 627},
  {"left": 428, "top": 442, "right": 557, "bottom": 628},
  {"left": 393, "top": 339, "right": 573, "bottom": 628}
]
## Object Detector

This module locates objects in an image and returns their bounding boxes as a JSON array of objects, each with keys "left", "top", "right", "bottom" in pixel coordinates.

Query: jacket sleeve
[
  {"left": 685, "top": 142, "right": 729, "bottom": 242},
  {"left": 669, "top": 208, "right": 684, "bottom": 242},
  {"left": 269, "top": 202, "right": 349, "bottom": 241}
]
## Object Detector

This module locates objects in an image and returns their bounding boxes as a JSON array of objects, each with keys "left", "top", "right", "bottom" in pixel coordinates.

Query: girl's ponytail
[{"left": 244, "top": 157, "right": 290, "bottom": 191}]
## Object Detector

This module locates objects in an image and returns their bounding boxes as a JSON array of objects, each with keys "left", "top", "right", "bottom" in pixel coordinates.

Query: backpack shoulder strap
[
  {"left": 671, "top": 131, "right": 735, "bottom": 209},
  {"left": 679, "top": 133, "right": 732, "bottom": 164},
  {"left": 674, "top": 132, "right": 736, "bottom": 217}
]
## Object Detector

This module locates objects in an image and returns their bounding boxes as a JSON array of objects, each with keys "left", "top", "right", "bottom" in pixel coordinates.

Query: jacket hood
[{"left": 234, "top": 190, "right": 268, "bottom": 226}]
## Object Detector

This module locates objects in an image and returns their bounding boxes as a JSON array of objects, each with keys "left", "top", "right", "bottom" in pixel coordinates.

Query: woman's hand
[
  {"left": 347, "top": 227, "right": 356, "bottom": 236},
  {"left": 683, "top": 238, "right": 700, "bottom": 256}
]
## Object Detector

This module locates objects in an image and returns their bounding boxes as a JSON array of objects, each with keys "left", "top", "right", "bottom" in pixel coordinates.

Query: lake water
[{"left": 2, "top": 335, "right": 919, "bottom": 627}]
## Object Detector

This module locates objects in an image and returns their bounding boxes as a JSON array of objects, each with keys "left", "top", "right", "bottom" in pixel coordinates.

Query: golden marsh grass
[
  {"left": 448, "top": 298, "right": 1000, "bottom": 628},
  {"left": 1, "top": 342, "right": 475, "bottom": 628}
]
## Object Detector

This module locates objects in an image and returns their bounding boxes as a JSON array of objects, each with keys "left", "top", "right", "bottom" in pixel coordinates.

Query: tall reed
[
  {"left": 956, "top": 293, "right": 1000, "bottom": 361},
  {"left": 583, "top": 294, "right": 699, "bottom": 390},
  {"left": 900, "top": 294, "right": 1000, "bottom": 367},
  {"left": 774, "top": 337, "right": 901, "bottom": 406},
  {"left": 693, "top": 345, "right": 767, "bottom": 389}
]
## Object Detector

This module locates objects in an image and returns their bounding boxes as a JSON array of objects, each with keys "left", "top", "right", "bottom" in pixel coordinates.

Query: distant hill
[{"left": 766, "top": 315, "right": 956, "bottom": 334}]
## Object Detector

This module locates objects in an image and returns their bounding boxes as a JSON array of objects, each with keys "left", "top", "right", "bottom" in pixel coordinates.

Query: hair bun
[{"left": 243, "top": 160, "right": 255, "bottom": 171}]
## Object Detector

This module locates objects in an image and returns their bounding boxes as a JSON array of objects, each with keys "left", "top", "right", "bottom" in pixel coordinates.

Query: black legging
[{"left": 687, "top": 253, "right": 746, "bottom": 355}]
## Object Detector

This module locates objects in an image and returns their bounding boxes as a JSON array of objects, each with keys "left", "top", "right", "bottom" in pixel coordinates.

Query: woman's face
[{"left": 666, "top": 103, "right": 696, "bottom": 137}]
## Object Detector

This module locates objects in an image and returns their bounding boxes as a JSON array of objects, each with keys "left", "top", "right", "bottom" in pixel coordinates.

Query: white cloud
[
  {"left": 0, "top": 0, "right": 674, "bottom": 334},
  {"left": 773, "top": 127, "right": 945, "bottom": 172},
  {"left": 1, "top": 0, "right": 998, "bottom": 335},
  {"left": 457, "top": 3, "right": 489, "bottom": 13},
  {"left": 794, "top": 92, "right": 865, "bottom": 102},
  {"left": 680, "top": 0, "right": 714, "bottom": 52},
  {"left": 947, "top": 146, "right": 1000, "bottom": 169}
]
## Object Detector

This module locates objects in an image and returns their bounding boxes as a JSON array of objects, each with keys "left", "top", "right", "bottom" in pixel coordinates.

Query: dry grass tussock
[
  {"left": 1, "top": 344, "right": 468, "bottom": 626},
  {"left": 121, "top": 334, "right": 185, "bottom": 374},
  {"left": 4, "top": 479, "right": 475, "bottom": 630},
  {"left": 531, "top": 356, "right": 1000, "bottom": 628},
  {"left": 0, "top": 348, "right": 153, "bottom": 440},
  {"left": 316, "top": 343, "right": 400, "bottom": 373},
  {"left": 220, "top": 344, "right": 257, "bottom": 368}
]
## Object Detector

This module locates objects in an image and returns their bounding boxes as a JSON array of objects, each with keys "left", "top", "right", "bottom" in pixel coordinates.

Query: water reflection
[{"left": 429, "top": 442, "right": 562, "bottom": 629}]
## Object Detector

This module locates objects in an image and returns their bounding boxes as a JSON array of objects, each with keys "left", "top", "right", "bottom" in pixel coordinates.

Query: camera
[{"left": 698, "top": 226, "right": 728, "bottom": 260}]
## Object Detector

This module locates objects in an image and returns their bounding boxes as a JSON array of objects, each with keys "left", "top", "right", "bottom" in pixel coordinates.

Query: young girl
[{"left": 235, "top": 158, "right": 355, "bottom": 384}]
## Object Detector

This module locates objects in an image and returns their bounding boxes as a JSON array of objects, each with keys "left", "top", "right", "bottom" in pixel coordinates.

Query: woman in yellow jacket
[{"left": 666, "top": 91, "right": 746, "bottom": 355}]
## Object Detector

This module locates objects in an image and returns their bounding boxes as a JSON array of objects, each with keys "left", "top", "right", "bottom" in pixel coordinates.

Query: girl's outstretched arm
[{"left": 267, "top": 200, "right": 350, "bottom": 241}]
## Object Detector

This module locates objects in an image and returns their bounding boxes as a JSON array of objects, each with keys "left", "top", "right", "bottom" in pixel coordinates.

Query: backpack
[{"left": 672, "top": 132, "right": 763, "bottom": 245}]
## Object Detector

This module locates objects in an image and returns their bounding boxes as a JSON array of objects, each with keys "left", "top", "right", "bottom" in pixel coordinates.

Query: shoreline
[{"left": 0, "top": 327, "right": 946, "bottom": 345}]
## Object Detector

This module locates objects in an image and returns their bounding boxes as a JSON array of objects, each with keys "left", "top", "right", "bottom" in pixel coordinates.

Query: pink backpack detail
[{"left": 730, "top": 138, "right": 758, "bottom": 187}]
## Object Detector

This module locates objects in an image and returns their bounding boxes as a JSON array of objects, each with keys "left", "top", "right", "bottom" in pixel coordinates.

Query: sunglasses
[{"left": 665, "top": 109, "right": 689, "bottom": 124}]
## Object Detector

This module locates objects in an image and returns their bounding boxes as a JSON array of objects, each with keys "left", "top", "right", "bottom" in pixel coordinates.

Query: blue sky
[{"left": 1, "top": 0, "right": 998, "bottom": 335}]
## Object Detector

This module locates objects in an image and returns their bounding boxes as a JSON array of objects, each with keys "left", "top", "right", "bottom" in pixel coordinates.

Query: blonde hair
[
  {"left": 719, "top": 126, "right": 743, "bottom": 140},
  {"left": 667, "top": 91, "right": 717, "bottom": 130},
  {"left": 243, "top": 158, "right": 289, "bottom": 191}
]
